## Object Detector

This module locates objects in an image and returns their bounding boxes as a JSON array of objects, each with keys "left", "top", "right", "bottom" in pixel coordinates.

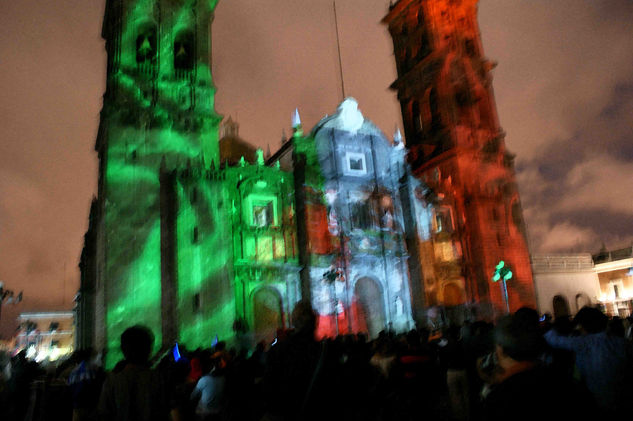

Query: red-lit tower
[{"left": 383, "top": 0, "right": 535, "bottom": 316}]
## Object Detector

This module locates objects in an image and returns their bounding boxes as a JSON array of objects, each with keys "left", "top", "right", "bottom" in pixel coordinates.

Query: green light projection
[
  {"left": 175, "top": 177, "right": 234, "bottom": 348},
  {"left": 100, "top": 0, "right": 221, "bottom": 368},
  {"left": 100, "top": 0, "right": 301, "bottom": 366}
]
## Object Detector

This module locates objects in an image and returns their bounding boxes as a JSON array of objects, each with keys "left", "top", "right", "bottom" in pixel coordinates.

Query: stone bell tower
[
  {"left": 93, "top": 0, "right": 222, "bottom": 365},
  {"left": 383, "top": 0, "right": 535, "bottom": 317}
]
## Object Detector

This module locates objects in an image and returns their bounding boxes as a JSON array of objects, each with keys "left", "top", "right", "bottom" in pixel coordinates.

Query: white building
[
  {"left": 593, "top": 246, "right": 633, "bottom": 317},
  {"left": 531, "top": 254, "right": 600, "bottom": 318},
  {"left": 16, "top": 311, "right": 74, "bottom": 362}
]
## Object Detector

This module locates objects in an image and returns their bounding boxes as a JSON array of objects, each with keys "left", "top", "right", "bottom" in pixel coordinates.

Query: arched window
[
  {"left": 464, "top": 38, "right": 476, "bottom": 57},
  {"left": 417, "top": 31, "right": 431, "bottom": 61},
  {"left": 575, "top": 293, "right": 591, "bottom": 312},
  {"left": 429, "top": 88, "right": 442, "bottom": 133},
  {"left": 136, "top": 23, "right": 157, "bottom": 65},
  {"left": 417, "top": 10, "right": 425, "bottom": 25},
  {"left": 354, "top": 277, "right": 386, "bottom": 337},
  {"left": 412, "top": 101, "right": 422, "bottom": 134},
  {"left": 553, "top": 295, "right": 570, "bottom": 320},
  {"left": 443, "top": 283, "right": 465, "bottom": 306},
  {"left": 174, "top": 30, "right": 195, "bottom": 73}
]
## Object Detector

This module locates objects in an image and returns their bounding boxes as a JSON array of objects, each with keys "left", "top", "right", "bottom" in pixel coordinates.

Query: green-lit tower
[{"left": 94, "top": 0, "right": 222, "bottom": 366}]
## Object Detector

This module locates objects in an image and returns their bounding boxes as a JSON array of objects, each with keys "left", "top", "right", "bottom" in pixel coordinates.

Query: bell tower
[
  {"left": 383, "top": 0, "right": 535, "bottom": 316},
  {"left": 94, "top": 0, "right": 222, "bottom": 364}
]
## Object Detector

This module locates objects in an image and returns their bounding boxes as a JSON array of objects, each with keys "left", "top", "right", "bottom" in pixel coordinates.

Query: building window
[
  {"left": 464, "top": 39, "right": 476, "bottom": 57},
  {"left": 174, "top": 30, "right": 195, "bottom": 72},
  {"left": 136, "top": 24, "right": 157, "bottom": 64},
  {"left": 412, "top": 101, "right": 422, "bottom": 134},
  {"left": 193, "top": 227, "right": 199, "bottom": 243},
  {"left": 429, "top": 88, "right": 442, "bottom": 133},
  {"left": 344, "top": 152, "right": 367, "bottom": 175},
  {"left": 193, "top": 293, "right": 201, "bottom": 313},
  {"left": 253, "top": 201, "right": 274, "bottom": 227},
  {"left": 434, "top": 207, "right": 454, "bottom": 234},
  {"left": 610, "top": 280, "right": 625, "bottom": 299},
  {"left": 351, "top": 201, "right": 374, "bottom": 230}
]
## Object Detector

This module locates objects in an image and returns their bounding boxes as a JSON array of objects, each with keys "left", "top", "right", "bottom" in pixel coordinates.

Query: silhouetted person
[
  {"left": 545, "top": 306, "right": 633, "bottom": 415},
  {"left": 190, "top": 353, "right": 226, "bottom": 421},
  {"left": 8, "top": 350, "right": 43, "bottom": 421},
  {"left": 98, "top": 325, "right": 168, "bottom": 421},
  {"left": 607, "top": 316, "right": 625, "bottom": 337},
  {"left": 439, "top": 325, "right": 469, "bottom": 421},
  {"left": 483, "top": 314, "right": 594, "bottom": 421},
  {"left": 263, "top": 300, "right": 337, "bottom": 421},
  {"left": 67, "top": 348, "right": 104, "bottom": 421}
]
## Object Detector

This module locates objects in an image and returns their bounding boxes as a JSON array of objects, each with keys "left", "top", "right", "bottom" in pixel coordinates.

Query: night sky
[{"left": 1, "top": 0, "right": 632, "bottom": 337}]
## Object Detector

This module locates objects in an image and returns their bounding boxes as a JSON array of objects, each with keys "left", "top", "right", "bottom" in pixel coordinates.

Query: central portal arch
[
  {"left": 252, "top": 287, "right": 283, "bottom": 345},
  {"left": 354, "top": 277, "right": 386, "bottom": 337}
]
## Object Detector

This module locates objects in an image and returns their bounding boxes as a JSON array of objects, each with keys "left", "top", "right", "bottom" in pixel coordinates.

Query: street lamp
[
  {"left": 492, "top": 261, "right": 512, "bottom": 314},
  {"left": 0, "top": 281, "right": 23, "bottom": 322}
]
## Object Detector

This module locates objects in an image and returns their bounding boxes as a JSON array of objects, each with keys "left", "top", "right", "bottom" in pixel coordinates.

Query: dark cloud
[
  {"left": 481, "top": 0, "right": 633, "bottom": 254},
  {"left": 1, "top": 0, "right": 632, "bottom": 336}
]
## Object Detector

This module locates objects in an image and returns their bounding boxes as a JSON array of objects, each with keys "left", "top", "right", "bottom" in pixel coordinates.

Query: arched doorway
[
  {"left": 252, "top": 288, "right": 283, "bottom": 345},
  {"left": 443, "top": 283, "right": 465, "bottom": 306},
  {"left": 354, "top": 278, "right": 386, "bottom": 337},
  {"left": 552, "top": 295, "right": 570, "bottom": 319},
  {"left": 575, "top": 293, "right": 591, "bottom": 312}
]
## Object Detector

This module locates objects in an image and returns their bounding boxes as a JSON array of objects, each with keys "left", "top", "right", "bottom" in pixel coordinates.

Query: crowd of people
[{"left": 1, "top": 302, "right": 632, "bottom": 421}]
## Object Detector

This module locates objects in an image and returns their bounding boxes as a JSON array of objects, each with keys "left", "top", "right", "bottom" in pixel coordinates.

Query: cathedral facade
[{"left": 78, "top": 0, "right": 535, "bottom": 366}]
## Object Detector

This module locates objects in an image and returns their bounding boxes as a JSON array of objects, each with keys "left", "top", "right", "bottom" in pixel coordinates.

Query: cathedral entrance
[
  {"left": 443, "top": 283, "right": 465, "bottom": 306},
  {"left": 354, "top": 277, "right": 386, "bottom": 337},
  {"left": 252, "top": 288, "right": 283, "bottom": 345}
]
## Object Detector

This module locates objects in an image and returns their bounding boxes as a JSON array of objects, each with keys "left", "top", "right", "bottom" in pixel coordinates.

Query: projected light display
[
  {"left": 96, "top": 0, "right": 227, "bottom": 367},
  {"left": 80, "top": 0, "right": 538, "bottom": 365}
]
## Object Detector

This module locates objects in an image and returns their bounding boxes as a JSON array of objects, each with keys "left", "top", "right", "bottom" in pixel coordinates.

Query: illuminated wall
[
  {"left": 383, "top": 0, "right": 536, "bottom": 318},
  {"left": 95, "top": 0, "right": 222, "bottom": 367},
  {"left": 225, "top": 152, "right": 300, "bottom": 345},
  {"left": 295, "top": 99, "right": 416, "bottom": 337}
]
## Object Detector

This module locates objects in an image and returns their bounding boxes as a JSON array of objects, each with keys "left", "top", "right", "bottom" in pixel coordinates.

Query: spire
[
  {"left": 292, "top": 108, "right": 303, "bottom": 137},
  {"left": 256, "top": 149, "right": 265, "bottom": 166},
  {"left": 292, "top": 108, "right": 301, "bottom": 128},
  {"left": 393, "top": 127, "right": 404, "bottom": 150},
  {"left": 394, "top": 127, "right": 403, "bottom": 143}
]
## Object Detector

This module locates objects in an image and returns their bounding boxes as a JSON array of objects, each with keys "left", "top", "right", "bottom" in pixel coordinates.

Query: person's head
[
  {"left": 214, "top": 341, "right": 226, "bottom": 352},
  {"left": 291, "top": 300, "right": 317, "bottom": 334},
  {"left": 514, "top": 307, "right": 540, "bottom": 329},
  {"left": 573, "top": 307, "right": 608, "bottom": 334},
  {"left": 607, "top": 317, "right": 624, "bottom": 337},
  {"left": 494, "top": 314, "right": 544, "bottom": 366},
  {"left": 198, "top": 350, "right": 214, "bottom": 374},
  {"left": 120, "top": 325, "right": 154, "bottom": 365}
]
